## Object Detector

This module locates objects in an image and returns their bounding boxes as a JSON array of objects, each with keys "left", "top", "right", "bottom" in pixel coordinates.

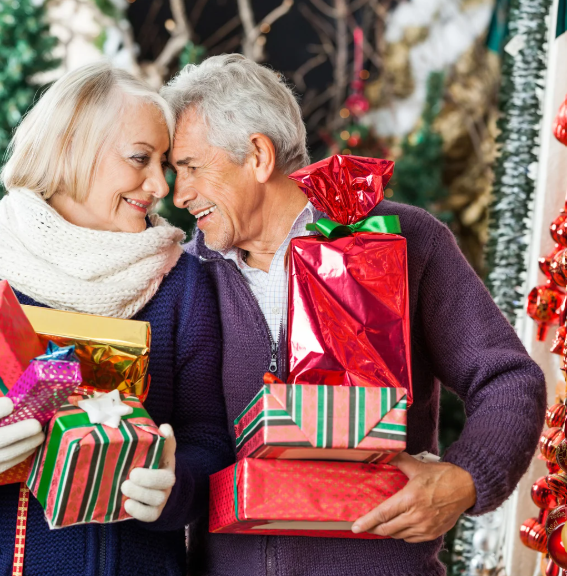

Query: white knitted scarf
[{"left": 0, "top": 188, "right": 185, "bottom": 319}]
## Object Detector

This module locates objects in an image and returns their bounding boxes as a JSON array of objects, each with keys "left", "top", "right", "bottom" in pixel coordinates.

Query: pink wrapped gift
[{"left": 0, "top": 343, "right": 82, "bottom": 428}]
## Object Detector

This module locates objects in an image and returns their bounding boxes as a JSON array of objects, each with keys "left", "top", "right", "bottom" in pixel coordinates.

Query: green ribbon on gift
[
  {"left": 30, "top": 398, "right": 152, "bottom": 512},
  {"left": 306, "top": 215, "right": 401, "bottom": 239}
]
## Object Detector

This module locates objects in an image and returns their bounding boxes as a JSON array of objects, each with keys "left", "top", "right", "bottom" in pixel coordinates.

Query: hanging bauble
[
  {"left": 548, "top": 403, "right": 567, "bottom": 429},
  {"left": 557, "top": 441, "right": 567, "bottom": 473},
  {"left": 533, "top": 476, "right": 561, "bottom": 509},
  {"left": 552, "top": 326, "right": 567, "bottom": 355},
  {"left": 344, "top": 93, "right": 370, "bottom": 118},
  {"left": 541, "top": 428, "right": 566, "bottom": 462},
  {"left": 550, "top": 462, "right": 563, "bottom": 474},
  {"left": 546, "top": 473, "right": 567, "bottom": 500},
  {"left": 553, "top": 98, "right": 567, "bottom": 147},
  {"left": 520, "top": 517, "right": 548, "bottom": 552},
  {"left": 527, "top": 284, "right": 565, "bottom": 341},
  {"left": 542, "top": 246, "right": 565, "bottom": 279},
  {"left": 547, "top": 557, "right": 561, "bottom": 576},
  {"left": 551, "top": 211, "right": 567, "bottom": 247},
  {"left": 547, "top": 506, "right": 567, "bottom": 568},
  {"left": 551, "top": 250, "right": 567, "bottom": 288}
]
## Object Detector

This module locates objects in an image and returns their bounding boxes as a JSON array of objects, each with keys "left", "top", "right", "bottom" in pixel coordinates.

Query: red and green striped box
[
  {"left": 27, "top": 392, "right": 164, "bottom": 529},
  {"left": 235, "top": 384, "right": 406, "bottom": 463}
]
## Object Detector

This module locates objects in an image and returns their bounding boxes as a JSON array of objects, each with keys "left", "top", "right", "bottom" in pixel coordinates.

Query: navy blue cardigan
[{"left": 0, "top": 252, "right": 233, "bottom": 576}]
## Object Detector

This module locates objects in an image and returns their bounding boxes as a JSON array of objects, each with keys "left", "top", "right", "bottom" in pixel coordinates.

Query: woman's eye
[{"left": 132, "top": 155, "right": 149, "bottom": 165}]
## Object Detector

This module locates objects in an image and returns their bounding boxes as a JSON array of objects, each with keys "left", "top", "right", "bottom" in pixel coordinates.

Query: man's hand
[
  {"left": 0, "top": 397, "right": 44, "bottom": 474},
  {"left": 351, "top": 452, "right": 476, "bottom": 542},
  {"left": 121, "top": 424, "right": 176, "bottom": 523}
]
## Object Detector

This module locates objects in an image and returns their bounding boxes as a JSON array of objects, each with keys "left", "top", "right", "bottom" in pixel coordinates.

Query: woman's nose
[{"left": 144, "top": 168, "right": 170, "bottom": 199}]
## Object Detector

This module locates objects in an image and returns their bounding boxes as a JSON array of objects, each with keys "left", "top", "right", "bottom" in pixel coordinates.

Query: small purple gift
[{"left": 0, "top": 342, "right": 83, "bottom": 428}]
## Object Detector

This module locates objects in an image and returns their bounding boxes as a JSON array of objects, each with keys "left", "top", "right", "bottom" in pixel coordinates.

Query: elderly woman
[{"left": 0, "top": 62, "right": 232, "bottom": 576}]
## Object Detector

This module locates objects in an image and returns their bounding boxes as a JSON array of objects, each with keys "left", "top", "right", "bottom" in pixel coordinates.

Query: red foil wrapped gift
[
  {"left": 209, "top": 458, "right": 407, "bottom": 538},
  {"left": 287, "top": 155, "right": 412, "bottom": 404}
]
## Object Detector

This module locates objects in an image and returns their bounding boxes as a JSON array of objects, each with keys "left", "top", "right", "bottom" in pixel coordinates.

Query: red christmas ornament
[
  {"left": 557, "top": 441, "right": 567, "bottom": 474},
  {"left": 554, "top": 98, "right": 567, "bottom": 147},
  {"left": 520, "top": 517, "right": 548, "bottom": 552},
  {"left": 345, "top": 93, "right": 370, "bottom": 117},
  {"left": 551, "top": 250, "right": 567, "bottom": 288},
  {"left": 533, "top": 476, "right": 561, "bottom": 509},
  {"left": 541, "top": 428, "right": 567, "bottom": 462},
  {"left": 547, "top": 506, "right": 567, "bottom": 568},
  {"left": 548, "top": 403, "right": 567, "bottom": 429},
  {"left": 551, "top": 211, "right": 567, "bottom": 247},
  {"left": 527, "top": 284, "right": 565, "bottom": 341},
  {"left": 550, "top": 462, "right": 563, "bottom": 474},
  {"left": 552, "top": 326, "right": 567, "bottom": 355},
  {"left": 542, "top": 245, "right": 564, "bottom": 279},
  {"left": 546, "top": 474, "right": 567, "bottom": 500},
  {"left": 547, "top": 558, "right": 561, "bottom": 576}
]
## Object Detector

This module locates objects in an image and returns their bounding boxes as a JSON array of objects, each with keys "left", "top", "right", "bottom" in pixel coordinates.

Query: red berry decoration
[
  {"left": 554, "top": 98, "right": 567, "bottom": 147},
  {"left": 551, "top": 250, "right": 567, "bottom": 288},
  {"left": 528, "top": 285, "right": 565, "bottom": 341},
  {"left": 548, "top": 404, "right": 567, "bottom": 429},
  {"left": 547, "top": 506, "right": 567, "bottom": 568},
  {"left": 551, "top": 211, "right": 567, "bottom": 247},
  {"left": 520, "top": 517, "right": 548, "bottom": 552},
  {"left": 541, "top": 428, "right": 567, "bottom": 462},
  {"left": 533, "top": 476, "right": 560, "bottom": 509}
]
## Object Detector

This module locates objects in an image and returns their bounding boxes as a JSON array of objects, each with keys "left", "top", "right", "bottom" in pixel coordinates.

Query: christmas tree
[{"left": 0, "top": 0, "right": 59, "bottom": 194}]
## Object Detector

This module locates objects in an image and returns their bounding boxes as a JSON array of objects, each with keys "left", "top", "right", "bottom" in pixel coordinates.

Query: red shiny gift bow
[{"left": 289, "top": 155, "right": 394, "bottom": 226}]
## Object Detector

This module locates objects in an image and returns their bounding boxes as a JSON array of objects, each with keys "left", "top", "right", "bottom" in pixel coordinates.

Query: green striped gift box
[
  {"left": 235, "top": 384, "right": 407, "bottom": 463},
  {"left": 27, "top": 392, "right": 164, "bottom": 529}
]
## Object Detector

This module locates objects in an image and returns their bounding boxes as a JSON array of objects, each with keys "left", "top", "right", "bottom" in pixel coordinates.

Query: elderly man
[{"left": 161, "top": 54, "right": 546, "bottom": 576}]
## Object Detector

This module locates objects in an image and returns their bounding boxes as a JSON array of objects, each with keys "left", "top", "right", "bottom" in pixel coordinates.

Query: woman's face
[{"left": 52, "top": 100, "right": 170, "bottom": 233}]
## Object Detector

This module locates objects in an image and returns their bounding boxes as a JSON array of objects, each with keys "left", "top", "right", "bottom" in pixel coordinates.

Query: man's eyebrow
[
  {"left": 176, "top": 157, "right": 194, "bottom": 166},
  {"left": 133, "top": 142, "right": 155, "bottom": 150}
]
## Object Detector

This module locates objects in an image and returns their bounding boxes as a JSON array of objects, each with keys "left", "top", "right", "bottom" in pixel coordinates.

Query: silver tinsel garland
[{"left": 451, "top": 0, "right": 552, "bottom": 574}]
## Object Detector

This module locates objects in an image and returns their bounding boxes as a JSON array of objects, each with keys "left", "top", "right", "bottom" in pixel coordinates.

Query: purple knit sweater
[{"left": 186, "top": 200, "right": 546, "bottom": 576}]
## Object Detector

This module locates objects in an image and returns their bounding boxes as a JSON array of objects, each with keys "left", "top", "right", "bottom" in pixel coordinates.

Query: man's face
[{"left": 171, "top": 108, "right": 258, "bottom": 251}]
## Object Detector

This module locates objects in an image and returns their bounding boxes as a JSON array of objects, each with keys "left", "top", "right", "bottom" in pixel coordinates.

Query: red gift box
[
  {"left": 209, "top": 458, "right": 407, "bottom": 538},
  {"left": 0, "top": 280, "right": 44, "bottom": 396},
  {"left": 287, "top": 155, "right": 412, "bottom": 404}
]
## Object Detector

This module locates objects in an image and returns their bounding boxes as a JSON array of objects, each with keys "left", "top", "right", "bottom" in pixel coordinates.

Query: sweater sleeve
[
  {"left": 146, "top": 261, "right": 233, "bottom": 530},
  {"left": 418, "top": 220, "right": 546, "bottom": 515}
]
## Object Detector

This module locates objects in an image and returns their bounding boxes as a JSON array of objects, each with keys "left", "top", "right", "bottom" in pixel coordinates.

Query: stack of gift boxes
[
  {"left": 0, "top": 279, "right": 164, "bottom": 528},
  {"left": 209, "top": 154, "right": 413, "bottom": 539}
]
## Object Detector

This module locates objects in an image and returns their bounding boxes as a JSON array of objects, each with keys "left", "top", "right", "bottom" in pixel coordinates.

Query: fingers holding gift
[
  {"left": 0, "top": 418, "right": 43, "bottom": 448},
  {"left": 124, "top": 498, "right": 164, "bottom": 523},
  {"left": 0, "top": 447, "right": 39, "bottom": 474},
  {"left": 126, "top": 468, "right": 176, "bottom": 492},
  {"left": 0, "top": 397, "right": 14, "bottom": 419},
  {"left": 0, "top": 416, "right": 44, "bottom": 473}
]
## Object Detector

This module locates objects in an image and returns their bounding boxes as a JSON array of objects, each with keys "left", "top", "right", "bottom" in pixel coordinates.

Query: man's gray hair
[{"left": 161, "top": 54, "right": 309, "bottom": 174}]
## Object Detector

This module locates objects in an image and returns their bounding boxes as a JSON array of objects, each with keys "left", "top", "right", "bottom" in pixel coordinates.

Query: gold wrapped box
[{"left": 22, "top": 306, "right": 151, "bottom": 401}]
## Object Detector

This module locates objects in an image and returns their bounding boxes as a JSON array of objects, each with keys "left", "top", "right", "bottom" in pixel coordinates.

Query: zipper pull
[{"left": 268, "top": 342, "right": 278, "bottom": 373}]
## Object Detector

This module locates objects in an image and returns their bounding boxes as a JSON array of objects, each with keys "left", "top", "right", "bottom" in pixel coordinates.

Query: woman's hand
[
  {"left": 121, "top": 424, "right": 176, "bottom": 523},
  {"left": 0, "top": 397, "right": 45, "bottom": 474}
]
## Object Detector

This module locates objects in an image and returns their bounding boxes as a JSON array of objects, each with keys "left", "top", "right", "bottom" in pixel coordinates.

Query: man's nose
[{"left": 173, "top": 181, "right": 198, "bottom": 209}]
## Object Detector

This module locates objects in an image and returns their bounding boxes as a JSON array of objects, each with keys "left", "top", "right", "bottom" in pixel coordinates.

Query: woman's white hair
[
  {"left": 1, "top": 61, "right": 174, "bottom": 201},
  {"left": 161, "top": 54, "right": 309, "bottom": 174}
]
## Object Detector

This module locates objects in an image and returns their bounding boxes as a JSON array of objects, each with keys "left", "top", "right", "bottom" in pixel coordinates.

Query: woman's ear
[{"left": 249, "top": 133, "right": 276, "bottom": 184}]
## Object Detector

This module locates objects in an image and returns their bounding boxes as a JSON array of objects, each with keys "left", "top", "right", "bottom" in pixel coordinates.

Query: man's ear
[{"left": 249, "top": 133, "right": 276, "bottom": 184}]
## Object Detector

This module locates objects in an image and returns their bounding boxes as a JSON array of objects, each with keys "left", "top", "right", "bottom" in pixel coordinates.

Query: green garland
[
  {"left": 0, "top": 0, "right": 59, "bottom": 191},
  {"left": 485, "top": 0, "right": 552, "bottom": 325}
]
